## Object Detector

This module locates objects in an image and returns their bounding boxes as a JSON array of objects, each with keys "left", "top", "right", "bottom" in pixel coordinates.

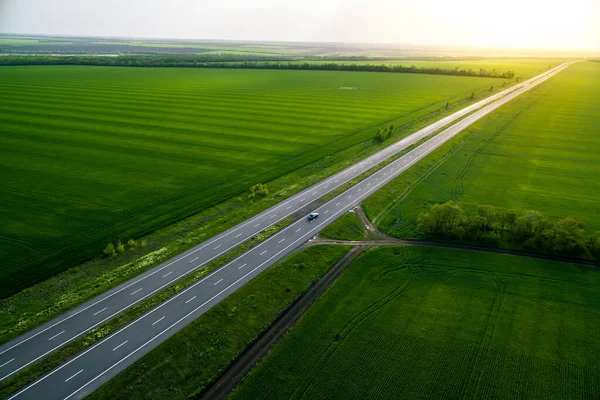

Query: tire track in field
[
  {"left": 449, "top": 95, "right": 542, "bottom": 202},
  {"left": 456, "top": 274, "right": 507, "bottom": 399},
  {"left": 0, "top": 187, "right": 130, "bottom": 218},
  {"left": 289, "top": 257, "right": 419, "bottom": 399}
]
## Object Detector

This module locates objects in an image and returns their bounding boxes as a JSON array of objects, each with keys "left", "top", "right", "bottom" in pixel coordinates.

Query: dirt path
[{"left": 198, "top": 246, "right": 366, "bottom": 400}]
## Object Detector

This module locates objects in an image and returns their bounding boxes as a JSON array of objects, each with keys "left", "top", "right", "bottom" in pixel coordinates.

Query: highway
[{"left": 2, "top": 62, "right": 573, "bottom": 399}]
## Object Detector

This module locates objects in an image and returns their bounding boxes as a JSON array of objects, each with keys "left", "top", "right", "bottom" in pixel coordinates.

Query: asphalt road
[{"left": 2, "top": 62, "right": 573, "bottom": 399}]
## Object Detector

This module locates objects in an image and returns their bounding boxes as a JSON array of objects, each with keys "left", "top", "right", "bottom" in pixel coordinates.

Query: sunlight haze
[{"left": 1, "top": 0, "right": 598, "bottom": 50}]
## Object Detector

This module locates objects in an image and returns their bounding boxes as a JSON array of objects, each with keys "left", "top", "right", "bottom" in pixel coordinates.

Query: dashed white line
[
  {"left": 278, "top": 238, "right": 285, "bottom": 243},
  {"left": 253, "top": 223, "right": 260, "bottom": 228},
  {"left": 238, "top": 263, "right": 247, "bottom": 270},
  {"left": 152, "top": 316, "right": 165, "bottom": 326},
  {"left": 0, "top": 358, "right": 14, "bottom": 369},
  {"left": 92, "top": 307, "right": 107, "bottom": 316},
  {"left": 185, "top": 296, "right": 196, "bottom": 304},
  {"left": 64, "top": 369, "right": 83, "bottom": 383},
  {"left": 162, "top": 271, "right": 173, "bottom": 278},
  {"left": 347, "top": 195, "right": 352, "bottom": 199},
  {"left": 336, "top": 202, "right": 341, "bottom": 206},
  {"left": 358, "top": 188, "right": 362, "bottom": 192},
  {"left": 295, "top": 228, "right": 302, "bottom": 233},
  {"left": 324, "top": 210, "right": 329, "bottom": 214},
  {"left": 48, "top": 331, "right": 65, "bottom": 341},
  {"left": 270, "top": 214, "right": 276, "bottom": 218},
  {"left": 112, "top": 341, "right": 128, "bottom": 352},
  {"left": 335, "top": 180, "right": 339, "bottom": 183},
  {"left": 260, "top": 250, "right": 267, "bottom": 256},
  {"left": 130, "top": 288, "right": 142, "bottom": 296},
  {"left": 213, "top": 245, "right": 222, "bottom": 250},
  {"left": 189, "top": 257, "right": 199, "bottom": 263},
  {"left": 235, "top": 233, "right": 242, "bottom": 238},
  {"left": 213, "top": 278, "right": 223, "bottom": 286},
  {"left": 286, "top": 206, "right": 292, "bottom": 210},
  {"left": 300, "top": 198, "right": 305, "bottom": 201}
]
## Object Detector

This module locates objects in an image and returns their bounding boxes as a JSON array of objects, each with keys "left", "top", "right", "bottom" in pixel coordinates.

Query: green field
[
  {"left": 0, "top": 66, "right": 500, "bottom": 295},
  {"left": 231, "top": 246, "right": 600, "bottom": 399},
  {"left": 364, "top": 61, "right": 600, "bottom": 240}
]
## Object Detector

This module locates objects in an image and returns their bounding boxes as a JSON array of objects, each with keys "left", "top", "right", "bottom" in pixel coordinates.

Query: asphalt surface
[{"left": 3, "top": 62, "right": 573, "bottom": 399}]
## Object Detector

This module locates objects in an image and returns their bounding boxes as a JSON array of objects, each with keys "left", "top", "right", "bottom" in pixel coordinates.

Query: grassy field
[
  {"left": 231, "top": 245, "right": 600, "bottom": 399},
  {"left": 82, "top": 245, "right": 350, "bottom": 400},
  {"left": 319, "top": 211, "right": 376, "bottom": 241},
  {"left": 0, "top": 66, "right": 500, "bottom": 295},
  {"left": 364, "top": 61, "right": 600, "bottom": 240}
]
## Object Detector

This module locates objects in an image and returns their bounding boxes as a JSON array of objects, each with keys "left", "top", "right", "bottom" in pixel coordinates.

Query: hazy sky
[{"left": 1, "top": 0, "right": 599, "bottom": 50}]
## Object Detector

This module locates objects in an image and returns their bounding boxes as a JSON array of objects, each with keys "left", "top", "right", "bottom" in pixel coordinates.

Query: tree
[
  {"left": 476, "top": 205, "right": 496, "bottom": 233},
  {"left": 498, "top": 209, "right": 518, "bottom": 234},
  {"left": 549, "top": 218, "right": 587, "bottom": 254},
  {"left": 103, "top": 243, "right": 117, "bottom": 258},
  {"left": 116, "top": 240, "right": 125, "bottom": 254},
  {"left": 418, "top": 201, "right": 465, "bottom": 236},
  {"left": 589, "top": 232, "right": 600, "bottom": 259},
  {"left": 248, "top": 183, "right": 268, "bottom": 198},
  {"left": 127, "top": 239, "right": 137, "bottom": 251}
]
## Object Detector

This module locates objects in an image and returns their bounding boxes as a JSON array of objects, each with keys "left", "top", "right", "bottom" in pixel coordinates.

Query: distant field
[
  {"left": 364, "top": 61, "right": 600, "bottom": 238},
  {"left": 0, "top": 66, "right": 499, "bottom": 295},
  {"left": 231, "top": 246, "right": 600, "bottom": 399}
]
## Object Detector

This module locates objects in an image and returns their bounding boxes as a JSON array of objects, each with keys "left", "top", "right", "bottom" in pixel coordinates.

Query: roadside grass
[
  {"left": 85, "top": 245, "right": 350, "bottom": 400},
  {"left": 0, "top": 66, "right": 503, "bottom": 295},
  {"left": 363, "top": 61, "right": 600, "bottom": 243},
  {"left": 231, "top": 245, "right": 600, "bottom": 399},
  {"left": 0, "top": 219, "right": 296, "bottom": 398},
  {"left": 319, "top": 211, "right": 370, "bottom": 241}
]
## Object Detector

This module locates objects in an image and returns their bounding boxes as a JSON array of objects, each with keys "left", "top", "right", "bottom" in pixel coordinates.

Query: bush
[
  {"left": 127, "top": 239, "right": 137, "bottom": 251},
  {"left": 103, "top": 243, "right": 117, "bottom": 258},
  {"left": 248, "top": 183, "right": 268, "bottom": 198},
  {"left": 116, "top": 241, "right": 125, "bottom": 254}
]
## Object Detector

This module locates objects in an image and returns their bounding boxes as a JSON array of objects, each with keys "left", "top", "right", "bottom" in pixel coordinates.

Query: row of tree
[
  {"left": 0, "top": 55, "right": 517, "bottom": 79},
  {"left": 417, "top": 201, "right": 600, "bottom": 258},
  {"left": 103, "top": 239, "right": 146, "bottom": 257}
]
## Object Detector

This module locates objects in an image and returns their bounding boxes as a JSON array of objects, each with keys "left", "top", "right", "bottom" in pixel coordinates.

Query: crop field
[
  {"left": 364, "top": 61, "right": 600, "bottom": 238},
  {"left": 231, "top": 246, "right": 600, "bottom": 399},
  {"left": 0, "top": 66, "right": 500, "bottom": 295}
]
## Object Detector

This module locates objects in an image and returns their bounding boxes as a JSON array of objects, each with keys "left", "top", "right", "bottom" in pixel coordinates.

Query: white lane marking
[
  {"left": 335, "top": 180, "right": 339, "bottom": 183},
  {"left": 324, "top": 185, "right": 329, "bottom": 189},
  {"left": 162, "top": 271, "right": 173, "bottom": 278},
  {"left": 238, "top": 263, "right": 247, "bottom": 270},
  {"left": 300, "top": 198, "right": 305, "bottom": 201},
  {"left": 270, "top": 215, "right": 276, "bottom": 219},
  {"left": 336, "top": 202, "right": 341, "bottom": 206},
  {"left": 347, "top": 195, "right": 352, "bottom": 199},
  {"left": 286, "top": 206, "right": 292, "bottom": 210},
  {"left": 112, "top": 341, "right": 128, "bottom": 352},
  {"left": 130, "top": 288, "right": 142, "bottom": 296},
  {"left": 8, "top": 65, "right": 569, "bottom": 396},
  {"left": 65, "top": 369, "right": 83, "bottom": 383},
  {"left": 48, "top": 331, "right": 65, "bottom": 341},
  {"left": 295, "top": 228, "right": 302, "bottom": 233},
  {"left": 213, "top": 245, "right": 222, "bottom": 250},
  {"left": 367, "top": 182, "right": 371, "bottom": 186},
  {"left": 278, "top": 239, "right": 285, "bottom": 243},
  {"left": 260, "top": 250, "right": 267, "bottom": 256},
  {"left": 235, "top": 233, "right": 242, "bottom": 238},
  {"left": 152, "top": 316, "right": 165, "bottom": 326},
  {"left": 214, "top": 279, "right": 223, "bottom": 286},
  {"left": 253, "top": 223, "right": 260, "bottom": 228},
  {"left": 0, "top": 359, "right": 14, "bottom": 369},
  {"left": 358, "top": 188, "right": 362, "bottom": 192},
  {"left": 313, "top": 191, "right": 318, "bottom": 195},
  {"left": 324, "top": 210, "right": 329, "bottom": 214},
  {"left": 189, "top": 257, "right": 199, "bottom": 263},
  {"left": 93, "top": 307, "right": 107, "bottom": 316},
  {"left": 185, "top": 296, "right": 196, "bottom": 304}
]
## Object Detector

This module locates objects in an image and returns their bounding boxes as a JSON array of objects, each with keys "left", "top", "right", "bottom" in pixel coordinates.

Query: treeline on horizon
[
  {"left": 0, "top": 55, "right": 516, "bottom": 78},
  {"left": 417, "top": 201, "right": 600, "bottom": 259}
]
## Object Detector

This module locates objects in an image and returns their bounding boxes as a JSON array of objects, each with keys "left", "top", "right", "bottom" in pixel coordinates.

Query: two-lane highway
[{"left": 1, "top": 62, "right": 573, "bottom": 399}]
